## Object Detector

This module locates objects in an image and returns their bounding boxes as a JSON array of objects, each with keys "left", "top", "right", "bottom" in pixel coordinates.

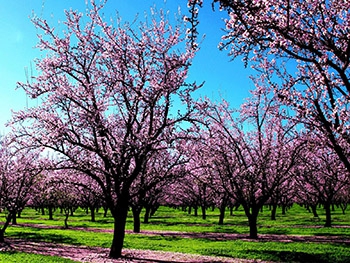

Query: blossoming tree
[
  {"left": 0, "top": 136, "right": 44, "bottom": 242},
  {"left": 11, "top": 2, "right": 199, "bottom": 258},
  {"left": 296, "top": 138, "right": 349, "bottom": 227},
  {"left": 187, "top": 0, "right": 350, "bottom": 173},
  {"left": 193, "top": 84, "right": 304, "bottom": 238}
]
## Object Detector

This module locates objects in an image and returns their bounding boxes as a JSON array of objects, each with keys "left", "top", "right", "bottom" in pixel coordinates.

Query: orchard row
[{"left": 1, "top": 0, "right": 349, "bottom": 259}]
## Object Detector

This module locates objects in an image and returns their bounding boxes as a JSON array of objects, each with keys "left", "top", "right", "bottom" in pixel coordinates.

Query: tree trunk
[
  {"left": 0, "top": 230, "right": 4, "bottom": 243},
  {"left": 150, "top": 205, "right": 158, "bottom": 216},
  {"left": 310, "top": 204, "right": 319, "bottom": 218},
  {"left": 90, "top": 206, "right": 96, "bottom": 222},
  {"left": 201, "top": 205, "right": 206, "bottom": 220},
  {"left": 64, "top": 212, "right": 69, "bottom": 229},
  {"left": 248, "top": 214, "right": 258, "bottom": 239},
  {"left": 103, "top": 206, "right": 108, "bottom": 217},
  {"left": 243, "top": 205, "right": 259, "bottom": 239},
  {"left": 324, "top": 203, "right": 332, "bottom": 227},
  {"left": 48, "top": 206, "right": 54, "bottom": 220},
  {"left": 143, "top": 206, "right": 151, "bottom": 224},
  {"left": 340, "top": 203, "right": 347, "bottom": 215},
  {"left": 194, "top": 206, "right": 198, "bottom": 217},
  {"left": 0, "top": 213, "right": 14, "bottom": 242},
  {"left": 281, "top": 205, "right": 286, "bottom": 215},
  {"left": 109, "top": 195, "right": 129, "bottom": 259},
  {"left": 271, "top": 203, "right": 277, "bottom": 220},
  {"left": 12, "top": 213, "right": 17, "bottom": 225},
  {"left": 132, "top": 206, "right": 142, "bottom": 233},
  {"left": 41, "top": 206, "right": 45, "bottom": 215},
  {"left": 218, "top": 196, "right": 227, "bottom": 225}
]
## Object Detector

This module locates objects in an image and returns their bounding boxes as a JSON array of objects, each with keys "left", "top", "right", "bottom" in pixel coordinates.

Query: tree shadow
[
  {"left": 11, "top": 232, "right": 80, "bottom": 246},
  {"left": 123, "top": 255, "right": 225, "bottom": 263},
  {"left": 246, "top": 249, "right": 347, "bottom": 263}
]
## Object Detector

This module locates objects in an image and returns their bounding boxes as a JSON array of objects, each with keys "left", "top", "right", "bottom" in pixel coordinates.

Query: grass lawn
[
  {"left": 1, "top": 204, "right": 350, "bottom": 262},
  {"left": 0, "top": 251, "right": 79, "bottom": 263}
]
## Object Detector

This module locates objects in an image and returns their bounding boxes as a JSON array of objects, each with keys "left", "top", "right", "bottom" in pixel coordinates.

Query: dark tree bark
[
  {"left": 48, "top": 206, "right": 54, "bottom": 220},
  {"left": 0, "top": 212, "right": 14, "bottom": 243},
  {"left": 194, "top": 206, "right": 198, "bottom": 217},
  {"left": 201, "top": 205, "right": 206, "bottom": 220},
  {"left": 271, "top": 203, "right": 277, "bottom": 220},
  {"left": 11, "top": 213, "right": 17, "bottom": 225},
  {"left": 218, "top": 196, "right": 227, "bottom": 225},
  {"left": 340, "top": 203, "right": 347, "bottom": 215},
  {"left": 90, "top": 206, "right": 96, "bottom": 222},
  {"left": 103, "top": 206, "right": 108, "bottom": 217},
  {"left": 132, "top": 206, "right": 142, "bottom": 233},
  {"left": 281, "top": 204, "right": 287, "bottom": 215},
  {"left": 310, "top": 204, "right": 319, "bottom": 218},
  {"left": 143, "top": 206, "right": 151, "bottom": 224},
  {"left": 109, "top": 194, "right": 129, "bottom": 259},
  {"left": 324, "top": 203, "right": 332, "bottom": 227},
  {"left": 64, "top": 210, "right": 69, "bottom": 229},
  {"left": 243, "top": 205, "right": 259, "bottom": 239}
]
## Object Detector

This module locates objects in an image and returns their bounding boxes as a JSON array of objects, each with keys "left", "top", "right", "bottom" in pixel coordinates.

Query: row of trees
[
  {"left": 1, "top": 83, "right": 349, "bottom": 250},
  {"left": 0, "top": 0, "right": 349, "bottom": 259},
  {"left": 0, "top": 112, "right": 349, "bottom": 235}
]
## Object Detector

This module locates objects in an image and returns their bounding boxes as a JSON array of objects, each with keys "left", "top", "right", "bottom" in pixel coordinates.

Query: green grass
[
  {"left": 2, "top": 204, "right": 350, "bottom": 262},
  {"left": 5, "top": 225, "right": 350, "bottom": 262},
  {"left": 0, "top": 251, "right": 79, "bottom": 263},
  {"left": 14, "top": 204, "right": 350, "bottom": 235}
]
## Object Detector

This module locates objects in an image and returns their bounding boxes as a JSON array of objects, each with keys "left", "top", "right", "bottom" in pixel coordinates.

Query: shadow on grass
[
  {"left": 147, "top": 220, "right": 248, "bottom": 228},
  {"left": 124, "top": 254, "right": 225, "bottom": 263},
  {"left": 263, "top": 229, "right": 288, "bottom": 235},
  {"left": 313, "top": 232, "right": 350, "bottom": 237},
  {"left": 246, "top": 250, "right": 350, "bottom": 263},
  {"left": 9, "top": 231, "right": 81, "bottom": 246},
  {"left": 201, "top": 248, "right": 350, "bottom": 263}
]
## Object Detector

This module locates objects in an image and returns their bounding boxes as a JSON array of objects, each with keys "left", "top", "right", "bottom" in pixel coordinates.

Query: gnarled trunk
[
  {"left": 109, "top": 194, "right": 129, "bottom": 259},
  {"left": 0, "top": 212, "right": 14, "bottom": 243},
  {"left": 132, "top": 205, "right": 142, "bottom": 233},
  {"left": 243, "top": 205, "right": 259, "bottom": 239}
]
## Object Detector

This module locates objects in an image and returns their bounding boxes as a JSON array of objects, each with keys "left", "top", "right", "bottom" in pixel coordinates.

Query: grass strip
[
  {"left": 13, "top": 206, "right": 350, "bottom": 237},
  {"left": 0, "top": 251, "right": 78, "bottom": 263},
  {"left": 6, "top": 226, "right": 350, "bottom": 263}
]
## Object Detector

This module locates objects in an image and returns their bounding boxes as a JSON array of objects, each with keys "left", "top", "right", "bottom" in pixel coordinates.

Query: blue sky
[{"left": 0, "top": 0, "right": 254, "bottom": 133}]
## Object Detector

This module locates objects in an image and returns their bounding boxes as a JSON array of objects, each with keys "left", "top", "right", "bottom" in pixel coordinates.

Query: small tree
[
  {"left": 0, "top": 136, "right": 44, "bottom": 242},
  {"left": 296, "top": 140, "right": 349, "bottom": 227},
  {"left": 193, "top": 85, "right": 303, "bottom": 238}
]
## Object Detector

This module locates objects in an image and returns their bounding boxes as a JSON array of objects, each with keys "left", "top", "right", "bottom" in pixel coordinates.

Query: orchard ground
[{"left": 0, "top": 205, "right": 350, "bottom": 262}]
